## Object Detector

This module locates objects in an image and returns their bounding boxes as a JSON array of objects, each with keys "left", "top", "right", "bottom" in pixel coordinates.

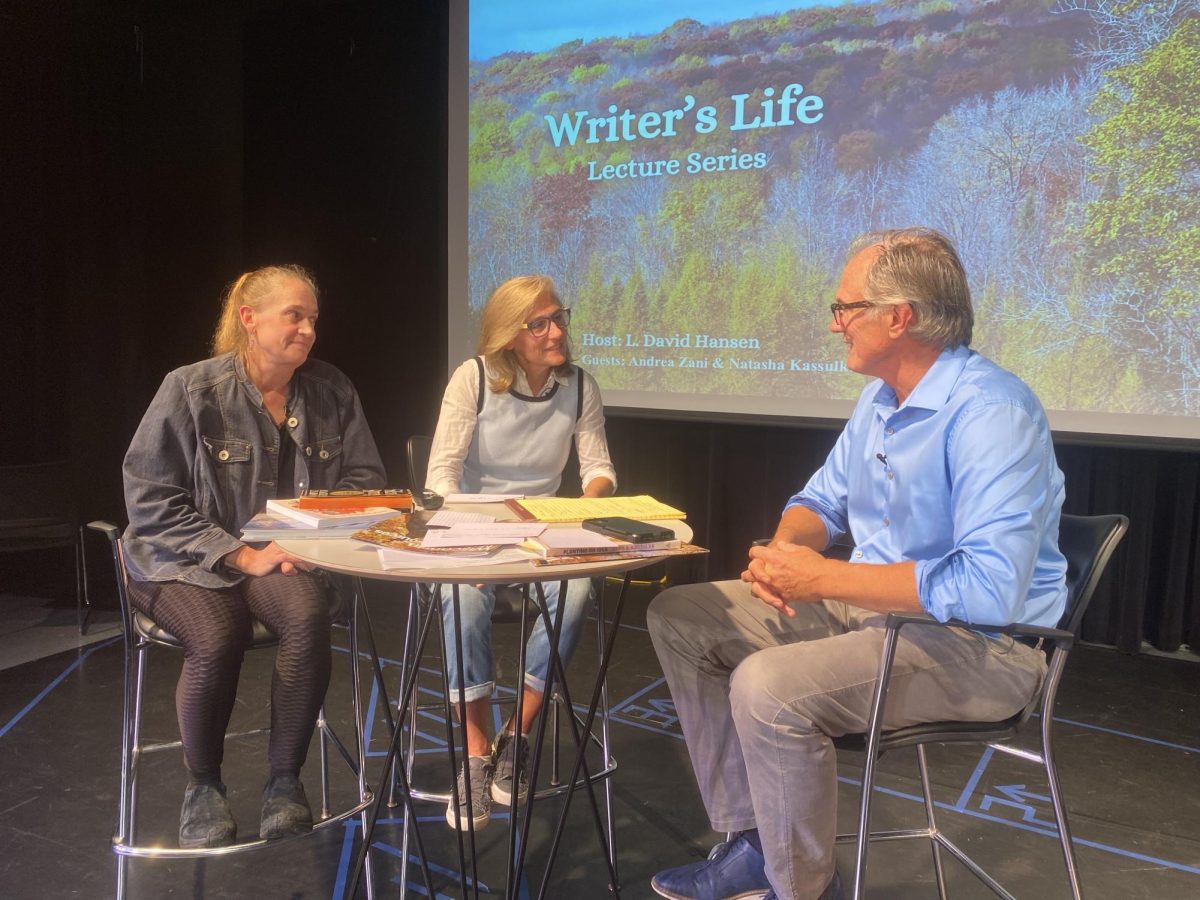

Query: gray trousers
[{"left": 646, "top": 579, "right": 1047, "bottom": 900}]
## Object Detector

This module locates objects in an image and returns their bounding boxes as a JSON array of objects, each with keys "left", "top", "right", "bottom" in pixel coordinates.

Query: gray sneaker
[
  {"left": 446, "top": 755, "right": 493, "bottom": 831},
  {"left": 490, "top": 732, "right": 530, "bottom": 806},
  {"left": 260, "top": 773, "right": 314, "bottom": 839},
  {"left": 179, "top": 781, "right": 236, "bottom": 849}
]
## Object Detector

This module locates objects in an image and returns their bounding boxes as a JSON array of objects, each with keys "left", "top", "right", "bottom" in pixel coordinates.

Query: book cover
[
  {"left": 265, "top": 498, "right": 395, "bottom": 529},
  {"left": 296, "top": 489, "right": 413, "bottom": 511},
  {"left": 529, "top": 543, "right": 709, "bottom": 566},
  {"left": 240, "top": 511, "right": 361, "bottom": 541},
  {"left": 522, "top": 527, "right": 681, "bottom": 557},
  {"left": 521, "top": 527, "right": 619, "bottom": 557},
  {"left": 351, "top": 514, "right": 501, "bottom": 556}
]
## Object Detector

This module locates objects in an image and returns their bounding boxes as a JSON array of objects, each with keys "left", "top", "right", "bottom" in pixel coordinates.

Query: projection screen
[{"left": 448, "top": 0, "right": 1200, "bottom": 442}]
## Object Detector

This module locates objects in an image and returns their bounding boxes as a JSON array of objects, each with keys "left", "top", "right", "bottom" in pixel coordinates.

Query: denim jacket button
[
  {"left": 305, "top": 446, "right": 313, "bottom": 456},
  {"left": 287, "top": 416, "right": 298, "bottom": 428},
  {"left": 319, "top": 449, "right": 330, "bottom": 459},
  {"left": 217, "top": 449, "right": 230, "bottom": 461}
]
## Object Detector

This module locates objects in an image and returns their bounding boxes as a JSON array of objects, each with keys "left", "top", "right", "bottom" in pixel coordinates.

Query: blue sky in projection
[{"left": 470, "top": 0, "right": 848, "bottom": 60}]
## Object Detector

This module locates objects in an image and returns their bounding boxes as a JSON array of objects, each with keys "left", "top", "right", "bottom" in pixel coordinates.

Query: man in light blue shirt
[{"left": 648, "top": 228, "right": 1066, "bottom": 900}]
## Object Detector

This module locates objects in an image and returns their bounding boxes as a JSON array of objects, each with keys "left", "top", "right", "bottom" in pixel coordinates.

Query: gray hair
[{"left": 848, "top": 227, "right": 973, "bottom": 349}]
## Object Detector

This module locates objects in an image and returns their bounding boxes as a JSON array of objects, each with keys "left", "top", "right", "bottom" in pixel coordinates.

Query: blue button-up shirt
[{"left": 787, "top": 346, "right": 1067, "bottom": 627}]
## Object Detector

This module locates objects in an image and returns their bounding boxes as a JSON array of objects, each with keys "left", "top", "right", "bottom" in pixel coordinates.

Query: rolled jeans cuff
[
  {"left": 448, "top": 680, "right": 495, "bottom": 704},
  {"left": 523, "top": 671, "right": 548, "bottom": 695}
]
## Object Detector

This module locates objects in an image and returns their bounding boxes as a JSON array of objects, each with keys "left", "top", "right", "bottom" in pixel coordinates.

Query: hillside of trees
[{"left": 467, "top": 0, "right": 1199, "bottom": 416}]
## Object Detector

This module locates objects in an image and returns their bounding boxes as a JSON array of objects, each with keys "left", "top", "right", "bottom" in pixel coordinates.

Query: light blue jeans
[{"left": 437, "top": 578, "right": 594, "bottom": 703}]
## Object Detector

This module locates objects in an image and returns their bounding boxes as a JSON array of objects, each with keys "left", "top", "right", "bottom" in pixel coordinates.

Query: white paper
[
  {"left": 427, "top": 510, "right": 495, "bottom": 526},
  {"left": 535, "top": 527, "right": 619, "bottom": 551},
  {"left": 421, "top": 523, "right": 544, "bottom": 547},
  {"left": 376, "top": 547, "right": 533, "bottom": 569},
  {"left": 444, "top": 493, "right": 524, "bottom": 503}
]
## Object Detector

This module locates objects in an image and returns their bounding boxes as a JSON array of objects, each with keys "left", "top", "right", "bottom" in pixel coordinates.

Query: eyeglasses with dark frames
[
  {"left": 521, "top": 307, "right": 571, "bottom": 338},
  {"left": 830, "top": 300, "right": 876, "bottom": 327}
]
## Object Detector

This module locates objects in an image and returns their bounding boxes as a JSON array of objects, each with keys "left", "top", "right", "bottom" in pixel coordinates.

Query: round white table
[{"left": 278, "top": 506, "right": 694, "bottom": 899}]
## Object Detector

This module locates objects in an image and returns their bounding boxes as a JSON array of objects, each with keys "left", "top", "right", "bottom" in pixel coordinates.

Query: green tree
[{"left": 1082, "top": 16, "right": 1200, "bottom": 314}]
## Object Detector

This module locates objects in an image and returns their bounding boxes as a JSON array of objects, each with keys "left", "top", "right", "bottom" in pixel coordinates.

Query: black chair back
[
  {"left": 406, "top": 435, "right": 433, "bottom": 495},
  {"left": 1056, "top": 513, "right": 1130, "bottom": 637}
]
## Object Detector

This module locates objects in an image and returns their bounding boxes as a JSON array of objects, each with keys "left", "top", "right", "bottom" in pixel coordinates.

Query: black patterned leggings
[{"left": 127, "top": 573, "right": 332, "bottom": 782}]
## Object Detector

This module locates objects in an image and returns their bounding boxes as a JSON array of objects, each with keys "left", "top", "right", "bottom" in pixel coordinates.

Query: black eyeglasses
[
  {"left": 830, "top": 300, "right": 876, "bottom": 327},
  {"left": 521, "top": 307, "right": 571, "bottom": 338}
]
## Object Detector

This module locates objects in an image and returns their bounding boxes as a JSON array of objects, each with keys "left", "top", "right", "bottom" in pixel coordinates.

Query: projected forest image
[{"left": 467, "top": 0, "right": 1199, "bottom": 419}]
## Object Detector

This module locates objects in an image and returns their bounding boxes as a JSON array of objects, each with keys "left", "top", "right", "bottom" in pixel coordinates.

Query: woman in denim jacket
[{"left": 121, "top": 264, "right": 385, "bottom": 848}]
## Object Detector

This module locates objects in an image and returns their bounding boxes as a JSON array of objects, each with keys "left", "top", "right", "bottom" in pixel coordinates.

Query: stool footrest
[{"left": 111, "top": 792, "right": 374, "bottom": 859}]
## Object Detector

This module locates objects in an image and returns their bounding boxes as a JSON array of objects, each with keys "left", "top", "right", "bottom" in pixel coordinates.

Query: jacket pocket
[
  {"left": 201, "top": 435, "right": 253, "bottom": 464},
  {"left": 307, "top": 434, "right": 343, "bottom": 463}
]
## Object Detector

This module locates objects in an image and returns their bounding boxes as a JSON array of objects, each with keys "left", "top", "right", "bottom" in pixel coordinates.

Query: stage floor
[{"left": 1, "top": 573, "right": 1198, "bottom": 899}]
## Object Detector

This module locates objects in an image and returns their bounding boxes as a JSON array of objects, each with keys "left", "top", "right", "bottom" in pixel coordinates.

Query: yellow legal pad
[{"left": 509, "top": 495, "right": 686, "bottom": 523}]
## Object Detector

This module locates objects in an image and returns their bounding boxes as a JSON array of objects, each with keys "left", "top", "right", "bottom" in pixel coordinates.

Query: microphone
[{"left": 876, "top": 453, "right": 888, "bottom": 467}]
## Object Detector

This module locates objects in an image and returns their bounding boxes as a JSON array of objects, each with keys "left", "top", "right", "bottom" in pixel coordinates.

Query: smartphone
[{"left": 581, "top": 516, "right": 674, "bottom": 543}]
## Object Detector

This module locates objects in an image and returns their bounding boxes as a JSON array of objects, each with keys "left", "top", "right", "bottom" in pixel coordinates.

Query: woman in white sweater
[{"left": 426, "top": 275, "right": 616, "bottom": 830}]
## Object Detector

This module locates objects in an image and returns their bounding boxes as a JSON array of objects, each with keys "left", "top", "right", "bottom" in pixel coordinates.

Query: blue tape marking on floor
[
  {"left": 835, "top": 774, "right": 1200, "bottom": 876},
  {"left": 1051, "top": 715, "right": 1200, "bottom": 754},
  {"left": 330, "top": 816, "right": 359, "bottom": 900},
  {"left": 363, "top": 666, "right": 383, "bottom": 753},
  {"left": 375, "top": 839, "right": 493, "bottom": 880},
  {"left": 954, "top": 745, "right": 996, "bottom": 811},
  {"left": 608, "top": 675, "right": 667, "bottom": 715},
  {"left": 591, "top": 613, "right": 649, "bottom": 634},
  {"left": 608, "top": 715, "right": 686, "bottom": 739},
  {"left": 0, "top": 636, "right": 120, "bottom": 740},
  {"left": 332, "top": 814, "right": 521, "bottom": 899},
  {"left": 372, "top": 827, "right": 528, "bottom": 899},
  {"left": 978, "top": 785, "right": 1056, "bottom": 828}
]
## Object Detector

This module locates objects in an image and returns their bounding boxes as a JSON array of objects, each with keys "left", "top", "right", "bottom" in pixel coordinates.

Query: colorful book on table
[
  {"left": 504, "top": 495, "right": 686, "bottom": 523},
  {"left": 529, "top": 543, "right": 709, "bottom": 567},
  {"left": 240, "top": 511, "right": 362, "bottom": 541},
  {"left": 265, "top": 498, "right": 395, "bottom": 529},
  {"left": 295, "top": 489, "right": 413, "bottom": 511},
  {"left": 521, "top": 527, "right": 681, "bottom": 558},
  {"left": 350, "top": 514, "right": 500, "bottom": 555}
]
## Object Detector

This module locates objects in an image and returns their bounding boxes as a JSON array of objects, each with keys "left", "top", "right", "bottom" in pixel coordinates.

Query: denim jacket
[{"left": 122, "top": 352, "right": 386, "bottom": 587}]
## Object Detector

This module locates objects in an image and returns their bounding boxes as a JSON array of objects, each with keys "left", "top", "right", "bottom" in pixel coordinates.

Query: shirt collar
[
  {"left": 512, "top": 365, "right": 570, "bottom": 398},
  {"left": 873, "top": 345, "right": 972, "bottom": 415}
]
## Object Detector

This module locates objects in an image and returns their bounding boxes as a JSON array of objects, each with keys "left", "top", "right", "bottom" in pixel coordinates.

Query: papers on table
[
  {"left": 426, "top": 510, "right": 495, "bottom": 527},
  {"left": 377, "top": 546, "right": 533, "bottom": 569},
  {"left": 420, "top": 522, "right": 545, "bottom": 548},
  {"left": 509, "top": 495, "right": 685, "bottom": 523},
  {"left": 445, "top": 493, "right": 524, "bottom": 504}
]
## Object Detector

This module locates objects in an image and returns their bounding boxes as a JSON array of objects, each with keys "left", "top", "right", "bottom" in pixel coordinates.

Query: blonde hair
[
  {"left": 476, "top": 275, "right": 573, "bottom": 393},
  {"left": 210, "top": 264, "right": 319, "bottom": 357}
]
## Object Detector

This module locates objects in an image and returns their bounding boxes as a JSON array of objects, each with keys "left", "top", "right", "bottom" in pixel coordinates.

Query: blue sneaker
[{"left": 651, "top": 832, "right": 769, "bottom": 899}]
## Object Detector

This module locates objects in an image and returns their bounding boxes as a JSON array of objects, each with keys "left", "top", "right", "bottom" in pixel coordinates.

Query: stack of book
[
  {"left": 520, "top": 527, "right": 681, "bottom": 558},
  {"left": 240, "top": 498, "right": 395, "bottom": 541}
]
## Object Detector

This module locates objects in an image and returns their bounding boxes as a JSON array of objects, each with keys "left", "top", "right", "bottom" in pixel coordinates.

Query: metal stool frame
[
  {"left": 88, "top": 521, "right": 376, "bottom": 899},
  {"left": 390, "top": 577, "right": 621, "bottom": 897}
]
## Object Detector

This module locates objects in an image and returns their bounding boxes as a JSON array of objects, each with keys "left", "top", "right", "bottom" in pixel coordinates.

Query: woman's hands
[{"left": 224, "top": 542, "right": 314, "bottom": 577}]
